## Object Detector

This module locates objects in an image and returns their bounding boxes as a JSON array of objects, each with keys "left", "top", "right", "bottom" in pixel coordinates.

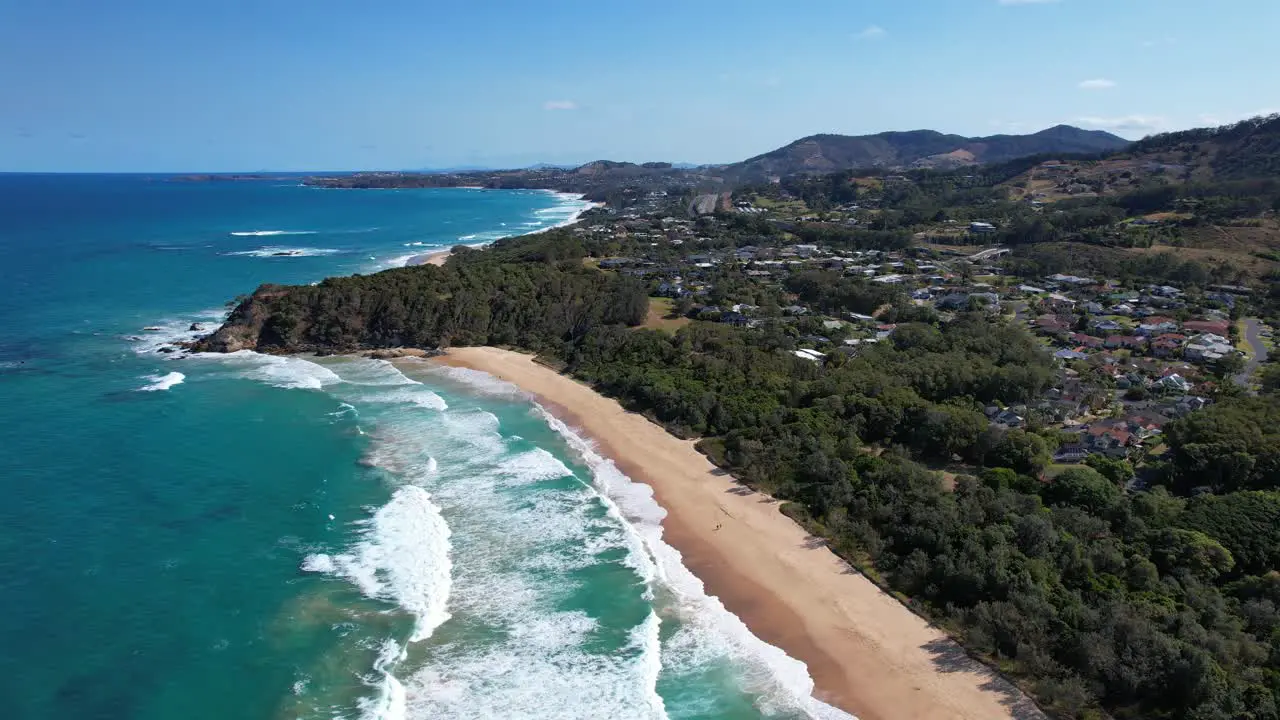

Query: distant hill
[
  {"left": 1125, "top": 113, "right": 1280, "bottom": 180},
  {"left": 1002, "top": 114, "right": 1280, "bottom": 203},
  {"left": 723, "top": 125, "right": 1130, "bottom": 181}
]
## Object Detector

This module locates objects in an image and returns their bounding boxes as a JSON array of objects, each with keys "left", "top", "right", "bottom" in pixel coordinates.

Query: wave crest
[{"left": 229, "top": 230, "right": 318, "bottom": 237}]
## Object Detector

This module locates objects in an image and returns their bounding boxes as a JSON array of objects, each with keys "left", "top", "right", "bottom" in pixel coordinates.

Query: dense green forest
[
  {"left": 198, "top": 224, "right": 1280, "bottom": 719},
  {"left": 196, "top": 238, "right": 648, "bottom": 354}
]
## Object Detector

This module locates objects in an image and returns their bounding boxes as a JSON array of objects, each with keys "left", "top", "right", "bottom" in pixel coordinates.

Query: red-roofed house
[
  {"left": 1069, "top": 332, "right": 1104, "bottom": 349},
  {"left": 1085, "top": 423, "right": 1134, "bottom": 457},
  {"left": 1183, "top": 319, "right": 1230, "bottom": 335},
  {"left": 1151, "top": 333, "right": 1187, "bottom": 357},
  {"left": 1104, "top": 335, "right": 1148, "bottom": 350}
]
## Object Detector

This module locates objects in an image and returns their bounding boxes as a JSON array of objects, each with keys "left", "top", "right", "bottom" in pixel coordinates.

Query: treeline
[
  {"left": 1128, "top": 114, "right": 1280, "bottom": 179},
  {"left": 567, "top": 314, "right": 1056, "bottom": 471},
  {"left": 557, "top": 316, "right": 1280, "bottom": 718},
  {"left": 194, "top": 233, "right": 648, "bottom": 354},
  {"left": 1005, "top": 242, "right": 1239, "bottom": 287}
]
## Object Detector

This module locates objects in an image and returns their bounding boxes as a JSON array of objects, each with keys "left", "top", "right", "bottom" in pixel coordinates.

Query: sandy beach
[
  {"left": 430, "top": 346, "right": 1045, "bottom": 720},
  {"left": 407, "top": 249, "right": 452, "bottom": 266}
]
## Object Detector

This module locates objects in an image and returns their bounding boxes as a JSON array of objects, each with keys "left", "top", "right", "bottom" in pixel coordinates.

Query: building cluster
[{"left": 573, "top": 198, "right": 1268, "bottom": 469}]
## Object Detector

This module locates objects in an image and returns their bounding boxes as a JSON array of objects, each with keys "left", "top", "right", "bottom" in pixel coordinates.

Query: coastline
[
  {"left": 428, "top": 346, "right": 1047, "bottom": 720},
  {"left": 404, "top": 190, "right": 601, "bottom": 267},
  {"left": 407, "top": 248, "right": 452, "bottom": 266}
]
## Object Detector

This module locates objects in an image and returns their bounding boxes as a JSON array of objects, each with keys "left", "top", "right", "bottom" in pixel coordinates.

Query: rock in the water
[{"left": 188, "top": 323, "right": 204, "bottom": 332}]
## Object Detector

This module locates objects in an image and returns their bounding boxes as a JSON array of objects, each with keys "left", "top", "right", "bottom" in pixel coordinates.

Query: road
[
  {"left": 965, "top": 246, "right": 1010, "bottom": 262},
  {"left": 1234, "top": 317, "right": 1268, "bottom": 387}
]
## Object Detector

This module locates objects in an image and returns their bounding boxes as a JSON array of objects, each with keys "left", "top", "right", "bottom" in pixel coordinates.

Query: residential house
[
  {"left": 1136, "top": 318, "right": 1180, "bottom": 336},
  {"left": 1184, "top": 333, "right": 1233, "bottom": 362},
  {"left": 1151, "top": 333, "right": 1187, "bottom": 358},
  {"left": 1047, "top": 273, "right": 1097, "bottom": 286},
  {"left": 1206, "top": 292, "right": 1237, "bottom": 308},
  {"left": 1092, "top": 319, "right": 1123, "bottom": 333},
  {"left": 1035, "top": 315, "right": 1072, "bottom": 335},
  {"left": 1068, "top": 332, "right": 1104, "bottom": 349},
  {"left": 993, "top": 409, "right": 1024, "bottom": 428},
  {"left": 1054, "top": 444, "right": 1090, "bottom": 463},
  {"left": 1156, "top": 373, "right": 1190, "bottom": 393},
  {"left": 1183, "top": 319, "right": 1231, "bottom": 336},
  {"left": 1105, "top": 335, "right": 1147, "bottom": 350},
  {"left": 1044, "top": 294, "right": 1077, "bottom": 313},
  {"left": 793, "top": 349, "right": 826, "bottom": 363},
  {"left": 1084, "top": 423, "right": 1135, "bottom": 458}
]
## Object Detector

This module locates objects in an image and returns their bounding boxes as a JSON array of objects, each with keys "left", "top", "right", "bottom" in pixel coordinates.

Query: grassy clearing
[
  {"left": 641, "top": 297, "right": 691, "bottom": 333},
  {"left": 1237, "top": 319, "right": 1253, "bottom": 353}
]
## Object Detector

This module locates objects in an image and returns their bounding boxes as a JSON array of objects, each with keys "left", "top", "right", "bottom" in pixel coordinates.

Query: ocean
[{"left": 0, "top": 175, "right": 846, "bottom": 720}]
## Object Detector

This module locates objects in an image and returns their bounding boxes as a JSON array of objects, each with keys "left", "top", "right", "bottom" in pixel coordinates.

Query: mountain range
[
  {"left": 719, "top": 125, "right": 1129, "bottom": 181},
  {"left": 306, "top": 124, "right": 1133, "bottom": 198}
]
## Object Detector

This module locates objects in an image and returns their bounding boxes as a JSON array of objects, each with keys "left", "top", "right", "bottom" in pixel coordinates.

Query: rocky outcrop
[{"left": 190, "top": 286, "right": 289, "bottom": 353}]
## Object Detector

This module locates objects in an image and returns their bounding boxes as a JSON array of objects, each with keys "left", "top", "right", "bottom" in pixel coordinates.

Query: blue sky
[{"left": 2, "top": 0, "right": 1277, "bottom": 172}]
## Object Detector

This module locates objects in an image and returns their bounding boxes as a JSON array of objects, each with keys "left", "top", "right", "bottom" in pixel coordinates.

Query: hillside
[
  {"left": 723, "top": 125, "right": 1129, "bottom": 181},
  {"left": 1006, "top": 114, "right": 1280, "bottom": 203}
]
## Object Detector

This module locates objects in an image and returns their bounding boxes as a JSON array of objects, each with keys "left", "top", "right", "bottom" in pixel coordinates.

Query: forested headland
[{"left": 194, "top": 219, "right": 1280, "bottom": 719}]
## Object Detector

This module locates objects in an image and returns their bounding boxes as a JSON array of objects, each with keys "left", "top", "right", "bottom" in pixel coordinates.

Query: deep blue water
[{"left": 0, "top": 175, "right": 845, "bottom": 720}]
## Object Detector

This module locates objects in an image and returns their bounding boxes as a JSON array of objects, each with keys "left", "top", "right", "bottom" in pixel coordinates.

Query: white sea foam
[
  {"left": 358, "top": 639, "right": 408, "bottom": 720},
  {"left": 364, "top": 387, "right": 449, "bottom": 411},
  {"left": 217, "top": 351, "right": 343, "bottom": 390},
  {"left": 423, "top": 364, "right": 528, "bottom": 400},
  {"left": 327, "top": 358, "right": 423, "bottom": 387},
  {"left": 130, "top": 307, "right": 229, "bottom": 355},
  {"left": 319, "top": 484, "right": 453, "bottom": 643},
  {"left": 228, "top": 230, "right": 318, "bottom": 237},
  {"left": 291, "top": 358, "right": 683, "bottom": 719},
  {"left": 137, "top": 371, "right": 185, "bottom": 391},
  {"left": 315, "top": 382, "right": 669, "bottom": 720},
  {"left": 224, "top": 246, "right": 341, "bottom": 258},
  {"left": 535, "top": 406, "right": 854, "bottom": 720},
  {"left": 300, "top": 553, "right": 336, "bottom": 573}
]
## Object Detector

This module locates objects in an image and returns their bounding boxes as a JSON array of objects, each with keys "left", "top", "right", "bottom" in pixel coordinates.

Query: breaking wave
[
  {"left": 223, "top": 246, "right": 341, "bottom": 258},
  {"left": 137, "top": 371, "right": 185, "bottom": 391},
  {"left": 228, "top": 230, "right": 318, "bottom": 237}
]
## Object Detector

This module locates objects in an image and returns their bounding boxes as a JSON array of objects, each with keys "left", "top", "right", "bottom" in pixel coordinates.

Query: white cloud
[
  {"left": 1078, "top": 78, "right": 1116, "bottom": 90},
  {"left": 855, "top": 25, "right": 886, "bottom": 40},
  {"left": 1077, "top": 115, "right": 1167, "bottom": 134},
  {"left": 542, "top": 100, "right": 578, "bottom": 111},
  {"left": 999, "top": 0, "right": 1060, "bottom": 5}
]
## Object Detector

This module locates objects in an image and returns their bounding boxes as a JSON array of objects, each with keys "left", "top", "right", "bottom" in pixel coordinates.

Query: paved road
[{"left": 1234, "top": 317, "right": 1268, "bottom": 387}]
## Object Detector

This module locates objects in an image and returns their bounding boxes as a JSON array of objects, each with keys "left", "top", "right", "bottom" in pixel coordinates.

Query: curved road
[{"left": 1234, "top": 317, "right": 1268, "bottom": 387}]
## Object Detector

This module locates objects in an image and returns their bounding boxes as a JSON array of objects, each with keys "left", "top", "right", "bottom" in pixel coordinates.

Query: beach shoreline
[
  {"left": 428, "top": 346, "right": 1046, "bottom": 720},
  {"left": 404, "top": 190, "right": 601, "bottom": 267}
]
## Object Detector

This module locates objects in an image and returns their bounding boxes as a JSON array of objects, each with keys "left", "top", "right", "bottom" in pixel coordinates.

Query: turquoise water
[{"left": 0, "top": 175, "right": 845, "bottom": 720}]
